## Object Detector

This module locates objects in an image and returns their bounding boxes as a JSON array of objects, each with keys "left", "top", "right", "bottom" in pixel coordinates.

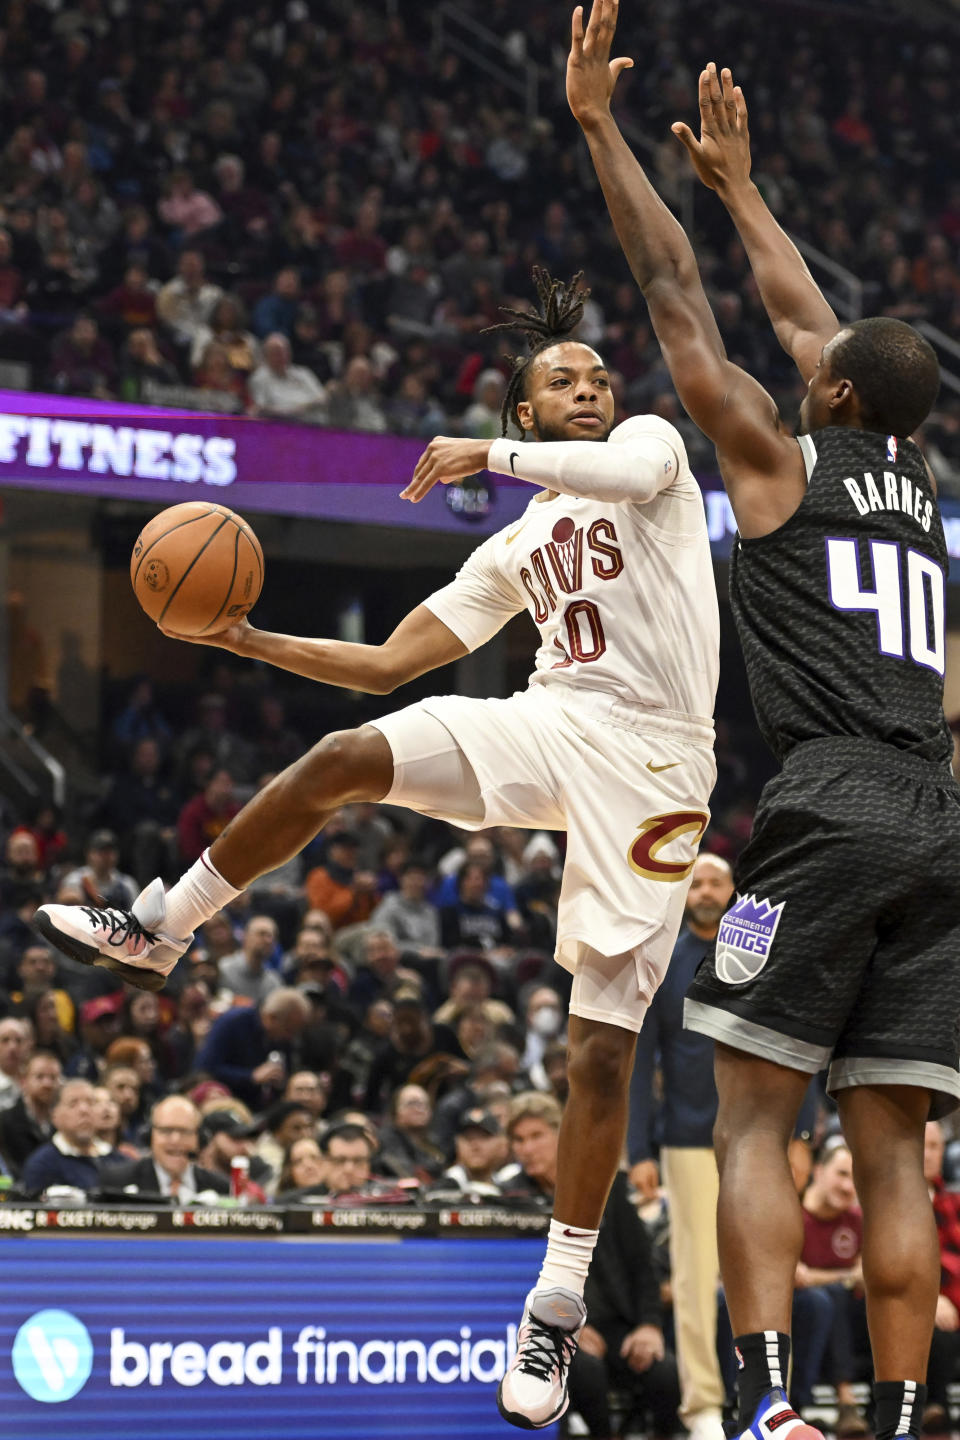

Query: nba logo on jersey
[
  {"left": 715, "top": 893, "right": 787, "bottom": 984},
  {"left": 887, "top": 435, "right": 898, "bottom": 463}
]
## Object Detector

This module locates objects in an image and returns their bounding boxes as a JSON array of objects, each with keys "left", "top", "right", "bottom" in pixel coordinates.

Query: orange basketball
[{"left": 130, "top": 502, "right": 264, "bottom": 636}]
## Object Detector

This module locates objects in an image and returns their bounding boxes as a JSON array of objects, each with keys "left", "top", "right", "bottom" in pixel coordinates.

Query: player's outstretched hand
[
  {"left": 567, "top": 0, "right": 634, "bottom": 128},
  {"left": 401, "top": 436, "right": 491, "bottom": 503},
  {"left": 672, "top": 62, "right": 751, "bottom": 194},
  {"left": 158, "top": 615, "right": 254, "bottom": 652}
]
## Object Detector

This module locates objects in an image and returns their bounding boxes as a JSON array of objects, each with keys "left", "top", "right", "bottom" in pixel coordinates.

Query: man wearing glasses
[{"left": 103, "top": 1095, "right": 229, "bottom": 1202}]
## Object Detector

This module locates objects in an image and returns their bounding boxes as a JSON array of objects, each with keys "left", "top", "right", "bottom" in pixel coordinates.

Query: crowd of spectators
[
  {"left": 0, "top": 791, "right": 683, "bottom": 1440},
  {"left": 3, "top": 1, "right": 960, "bottom": 1432},
  {"left": 5, "top": 775, "right": 960, "bottom": 1432},
  {"left": 0, "top": 0, "right": 958, "bottom": 482},
  {"left": 0, "top": 649, "right": 589, "bottom": 1212},
  {"left": 3, "top": 666, "right": 960, "bottom": 1429}
]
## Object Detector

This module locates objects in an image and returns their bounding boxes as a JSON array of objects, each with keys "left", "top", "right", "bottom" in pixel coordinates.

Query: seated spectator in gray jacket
[
  {"left": 219, "top": 914, "right": 282, "bottom": 1003},
  {"left": 20, "top": 1079, "right": 121, "bottom": 1195},
  {"left": 63, "top": 828, "right": 138, "bottom": 908},
  {"left": 249, "top": 333, "right": 326, "bottom": 421},
  {"left": 369, "top": 860, "right": 442, "bottom": 957}
]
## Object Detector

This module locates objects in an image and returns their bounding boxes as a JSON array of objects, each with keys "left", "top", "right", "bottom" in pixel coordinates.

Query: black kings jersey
[{"left": 729, "top": 426, "right": 952, "bottom": 765}]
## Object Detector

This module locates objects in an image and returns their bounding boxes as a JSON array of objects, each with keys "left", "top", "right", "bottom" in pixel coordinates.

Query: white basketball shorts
[{"left": 369, "top": 683, "right": 715, "bottom": 1032}]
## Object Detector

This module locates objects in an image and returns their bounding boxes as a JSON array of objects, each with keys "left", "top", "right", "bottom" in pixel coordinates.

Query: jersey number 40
[{"left": 826, "top": 537, "right": 945, "bottom": 676}]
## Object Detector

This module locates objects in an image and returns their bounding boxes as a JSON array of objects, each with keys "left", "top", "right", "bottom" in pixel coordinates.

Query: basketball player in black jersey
[{"left": 569, "top": 7, "right": 958, "bottom": 1440}]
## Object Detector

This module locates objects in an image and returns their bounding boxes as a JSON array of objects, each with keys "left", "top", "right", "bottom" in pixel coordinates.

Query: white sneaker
[
  {"left": 35, "top": 878, "right": 190, "bottom": 992},
  {"left": 687, "top": 1409, "right": 727, "bottom": 1440},
  {"left": 497, "top": 1287, "right": 586, "bottom": 1430}
]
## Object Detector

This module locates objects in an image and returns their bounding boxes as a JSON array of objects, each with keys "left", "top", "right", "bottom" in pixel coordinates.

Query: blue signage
[
  {"left": 0, "top": 1236, "right": 555, "bottom": 1440},
  {"left": 11, "top": 1309, "right": 94, "bottom": 1403}
]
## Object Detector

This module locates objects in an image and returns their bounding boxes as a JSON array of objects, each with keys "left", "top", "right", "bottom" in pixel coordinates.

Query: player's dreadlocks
[{"left": 483, "top": 266, "right": 590, "bottom": 436}]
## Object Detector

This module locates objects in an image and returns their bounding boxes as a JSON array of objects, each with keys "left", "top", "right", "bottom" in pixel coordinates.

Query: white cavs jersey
[{"left": 424, "top": 414, "right": 719, "bottom": 722}]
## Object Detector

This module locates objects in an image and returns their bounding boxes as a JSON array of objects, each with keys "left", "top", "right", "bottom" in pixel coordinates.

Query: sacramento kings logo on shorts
[{"left": 715, "top": 893, "right": 786, "bottom": 984}]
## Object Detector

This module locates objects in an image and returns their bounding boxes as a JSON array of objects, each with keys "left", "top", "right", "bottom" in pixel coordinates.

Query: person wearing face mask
[{"left": 521, "top": 985, "right": 567, "bottom": 1091}]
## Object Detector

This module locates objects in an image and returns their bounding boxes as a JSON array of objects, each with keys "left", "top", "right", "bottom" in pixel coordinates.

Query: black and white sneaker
[
  {"left": 35, "top": 877, "right": 189, "bottom": 992},
  {"left": 497, "top": 1287, "right": 586, "bottom": 1430}
]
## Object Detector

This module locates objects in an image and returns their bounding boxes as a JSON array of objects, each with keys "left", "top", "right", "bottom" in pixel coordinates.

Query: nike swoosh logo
[
  {"left": 505, "top": 521, "right": 528, "bottom": 545},
  {"left": 562, "top": 1227, "right": 593, "bottom": 1237},
  {"left": 646, "top": 760, "right": 680, "bottom": 773},
  {"left": 509, "top": 451, "right": 520, "bottom": 476}
]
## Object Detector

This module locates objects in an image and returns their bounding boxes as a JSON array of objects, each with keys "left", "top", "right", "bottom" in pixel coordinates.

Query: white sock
[
  {"left": 535, "top": 1217, "right": 600, "bottom": 1298},
  {"left": 162, "top": 850, "right": 242, "bottom": 938}
]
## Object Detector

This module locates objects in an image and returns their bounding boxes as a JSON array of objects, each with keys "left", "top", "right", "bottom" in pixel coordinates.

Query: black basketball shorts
[{"left": 685, "top": 737, "right": 960, "bottom": 1118}]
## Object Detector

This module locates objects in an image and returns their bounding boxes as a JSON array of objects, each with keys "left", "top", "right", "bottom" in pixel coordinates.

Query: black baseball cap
[
  {"left": 456, "top": 1109, "right": 502, "bottom": 1138},
  {"left": 198, "top": 1111, "right": 247, "bottom": 1146}
]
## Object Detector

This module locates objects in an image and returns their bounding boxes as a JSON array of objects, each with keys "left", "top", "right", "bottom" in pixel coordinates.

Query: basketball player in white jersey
[{"left": 36, "top": 267, "right": 719, "bottom": 1430}]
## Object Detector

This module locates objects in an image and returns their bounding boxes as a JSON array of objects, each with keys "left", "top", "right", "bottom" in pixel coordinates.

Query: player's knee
[
  {"left": 713, "top": 1111, "right": 735, "bottom": 1173},
  {"left": 567, "top": 1022, "right": 636, "bottom": 1095},
  {"left": 299, "top": 727, "right": 392, "bottom": 805}
]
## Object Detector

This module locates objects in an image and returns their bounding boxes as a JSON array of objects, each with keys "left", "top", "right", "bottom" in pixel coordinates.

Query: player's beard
[
  {"left": 687, "top": 899, "right": 728, "bottom": 932},
  {"left": 530, "top": 405, "right": 612, "bottom": 443}
]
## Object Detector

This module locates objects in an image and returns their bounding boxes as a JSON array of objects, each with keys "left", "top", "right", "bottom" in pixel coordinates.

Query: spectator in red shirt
[
  {"left": 192, "top": 340, "right": 247, "bottom": 411},
  {"left": 49, "top": 312, "right": 116, "bottom": 398},
  {"left": 97, "top": 262, "right": 157, "bottom": 330},
  {"left": 790, "top": 1137, "right": 867, "bottom": 1431},
  {"left": 335, "top": 198, "right": 387, "bottom": 277},
  {"left": 177, "top": 768, "right": 240, "bottom": 865},
  {"left": 832, "top": 98, "right": 875, "bottom": 151},
  {"left": 923, "top": 1122, "right": 960, "bottom": 1430}
]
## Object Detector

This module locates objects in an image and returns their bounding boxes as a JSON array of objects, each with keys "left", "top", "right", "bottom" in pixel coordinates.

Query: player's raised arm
[
  {"left": 159, "top": 605, "right": 468, "bottom": 695},
  {"left": 567, "top": 1, "right": 790, "bottom": 496},
  {"left": 672, "top": 64, "right": 839, "bottom": 383}
]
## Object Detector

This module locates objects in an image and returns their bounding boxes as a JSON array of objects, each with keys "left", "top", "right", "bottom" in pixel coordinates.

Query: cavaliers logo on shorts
[
  {"left": 627, "top": 810, "right": 709, "bottom": 883},
  {"left": 715, "top": 893, "right": 786, "bottom": 984}
]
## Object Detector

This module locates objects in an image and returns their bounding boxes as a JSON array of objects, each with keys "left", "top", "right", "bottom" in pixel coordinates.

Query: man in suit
[{"left": 103, "top": 1095, "right": 229, "bottom": 1202}]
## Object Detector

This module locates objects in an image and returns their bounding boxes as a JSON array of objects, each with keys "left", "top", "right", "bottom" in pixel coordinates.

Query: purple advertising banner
[
  {"left": 4, "top": 390, "right": 960, "bottom": 578},
  {"left": 0, "top": 389, "right": 532, "bottom": 536}
]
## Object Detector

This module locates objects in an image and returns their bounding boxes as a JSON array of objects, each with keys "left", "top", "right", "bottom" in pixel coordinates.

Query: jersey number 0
[{"left": 552, "top": 600, "right": 607, "bottom": 667}]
